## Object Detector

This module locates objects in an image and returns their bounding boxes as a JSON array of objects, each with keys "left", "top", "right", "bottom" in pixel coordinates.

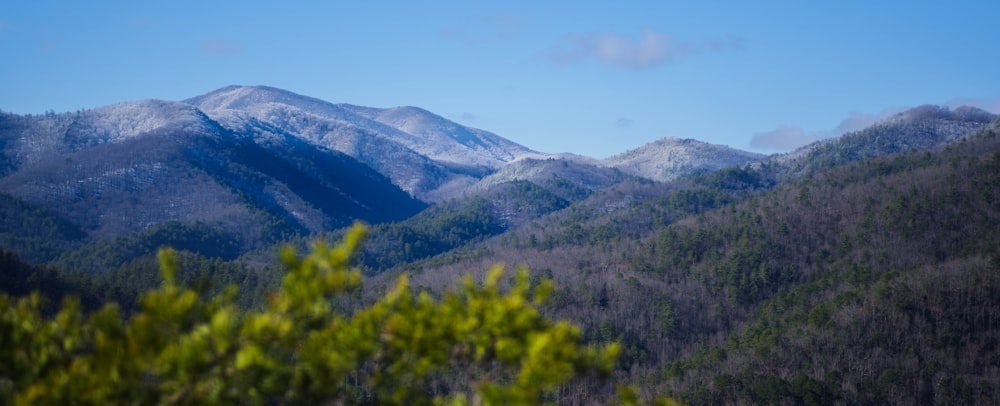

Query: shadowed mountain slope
[{"left": 0, "top": 100, "right": 425, "bottom": 268}]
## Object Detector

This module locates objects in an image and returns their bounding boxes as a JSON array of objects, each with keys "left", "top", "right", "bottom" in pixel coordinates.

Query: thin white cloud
[
  {"left": 442, "top": 13, "right": 527, "bottom": 45},
  {"left": 550, "top": 29, "right": 742, "bottom": 69},
  {"left": 748, "top": 101, "right": 997, "bottom": 152},
  {"left": 202, "top": 38, "right": 242, "bottom": 55},
  {"left": 831, "top": 107, "right": 907, "bottom": 135},
  {"left": 946, "top": 97, "right": 1000, "bottom": 114},
  {"left": 488, "top": 14, "right": 526, "bottom": 37},
  {"left": 750, "top": 126, "right": 825, "bottom": 151},
  {"left": 751, "top": 107, "right": 903, "bottom": 152},
  {"left": 615, "top": 117, "right": 634, "bottom": 128}
]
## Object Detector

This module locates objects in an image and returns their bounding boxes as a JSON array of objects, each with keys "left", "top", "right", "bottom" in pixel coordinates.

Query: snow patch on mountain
[
  {"left": 464, "top": 158, "right": 634, "bottom": 197},
  {"left": 189, "top": 86, "right": 544, "bottom": 168},
  {"left": 70, "top": 100, "right": 214, "bottom": 144},
  {"left": 185, "top": 86, "right": 552, "bottom": 200},
  {"left": 601, "top": 137, "right": 764, "bottom": 182},
  {"left": 1, "top": 100, "right": 217, "bottom": 170},
  {"left": 341, "top": 104, "right": 545, "bottom": 166}
]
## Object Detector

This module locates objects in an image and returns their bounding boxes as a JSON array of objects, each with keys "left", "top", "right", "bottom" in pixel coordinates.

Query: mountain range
[
  {"left": 2, "top": 85, "right": 1000, "bottom": 403},
  {"left": 0, "top": 86, "right": 994, "bottom": 272},
  {"left": 0, "top": 85, "right": 769, "bottom": 266},
  {"left": 357, "top": 107, "right": 1000, "bottom": 404}
]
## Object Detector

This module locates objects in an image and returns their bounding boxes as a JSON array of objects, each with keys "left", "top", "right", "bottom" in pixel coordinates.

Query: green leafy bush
[{"left": 0, "top": 224, "right": 631, "bottom": 405}]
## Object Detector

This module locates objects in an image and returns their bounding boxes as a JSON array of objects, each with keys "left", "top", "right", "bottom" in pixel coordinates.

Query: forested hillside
[
  {"left": 379, "top": 116, "right": 1000, "bottom": 404},
  {"left": 0, "top": 102, "right": 426, "bottom": 270},
  {"left": 648, "top": 129, "right": 1000, "bottom": 404},
  {"left": 1, "top": 102, "right": 998, "bottom": 404}
]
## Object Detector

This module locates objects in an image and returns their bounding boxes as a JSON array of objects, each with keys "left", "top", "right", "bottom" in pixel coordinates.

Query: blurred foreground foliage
[{"left": 0, "top": 224, "right": 667, "bottom": 405}]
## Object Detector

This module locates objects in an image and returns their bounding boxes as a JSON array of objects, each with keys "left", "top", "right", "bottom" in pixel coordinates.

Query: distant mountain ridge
[
  {"left": 764, "top": 104, "right": 996, "bottom": 180},
  {"left": 4, "top": 87, "right": 1000, "bottom": 404},
  {"left": 184, "top": 86, "right": 778, "bottom": 199},
  {"left": 1, "top": 100, "right": 216, "bottom": 170},
  {"left": 601, "top": 136, "right": 765, "bottom": 182},
  {"left": 3, "top": 86, "right": 994, "bottom": 272},
  {"left": 185, "top": 86, "right": 546, "bottom": 200},
  {"left": 0, "top": 98, "right": 426, "bottom": 266},
  {"left": 4, "top": 85, "right": 783, "bottom": 267},
  {"left": 366, "top": 107, "right": 1000, "bottom": 404}
]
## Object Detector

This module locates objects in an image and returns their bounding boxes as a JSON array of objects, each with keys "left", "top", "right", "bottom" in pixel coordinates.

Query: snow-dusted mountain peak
[
  {"left": 885, "top": 104, "right": 994, "bottom": 126},
  {"left": 340, "top": 103, "right": 541, "bottom": 164},
  {"left": 189, "top": 86, "right": 544, "bottom": 164},
  {"left": 80, "top": 99, "right": 213, "bottom": 142},
  {"left": 180, "top": 86, "right": 552, "bottom": 200},
  {"left": 185, "top": 85, "right": 334, "bottom": 112},
  {"left": 602, "top": 136, "right": 764, "bottom": 182}
]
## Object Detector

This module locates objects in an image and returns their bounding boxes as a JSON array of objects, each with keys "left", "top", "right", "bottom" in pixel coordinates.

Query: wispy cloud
[
  {"left": 946, "top": 97, "right": 1000, "bottom": 114},
  {"left": 442, "top": 14, "right": 527, "bottom": 45},
  {"left": 460, "top": 112, "right": 478, "bottom": 122},
  {"left": 202, "top": 38, "right": 243, "bottom": 55},
  {"left": 754, "top": 97, "right": 1000, "bottom": 152},
  {"left": 615, "top": 117, "right": 634, "bottom": 128},
  {"left": 832, "top": 108, "right": 907, "bottom": 134},
  {"left": 751, "top": 107, "right": 907, "bottom": 151},
  {"left": 549, "top": 29, "right": 742, "bottom": 69},
  {"left": 750, "top": 126, "right": 825, "bottom": 151}
]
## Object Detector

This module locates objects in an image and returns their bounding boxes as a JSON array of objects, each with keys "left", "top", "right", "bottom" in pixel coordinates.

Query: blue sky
[{"left": 2, "top": 1, "right": 998, "bottom": 157}]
